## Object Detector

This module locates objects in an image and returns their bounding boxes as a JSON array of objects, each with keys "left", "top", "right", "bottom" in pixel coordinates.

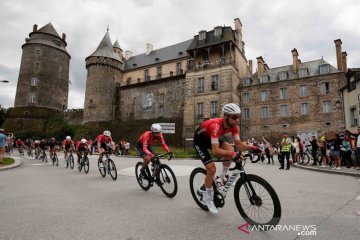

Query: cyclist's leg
[
  {"left": 219, "top": 141, "right": 232, "bottom": 182},
  {"left": 76, "top": 151, "right": 81, "bottom": 165}
]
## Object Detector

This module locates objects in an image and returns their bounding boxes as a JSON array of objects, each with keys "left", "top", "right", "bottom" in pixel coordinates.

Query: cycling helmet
[
  {"left": 151, "top": 123, "right": 162, "bottom": 133},
  {"left": 66, "top": 136, "right": 71, "bottom": 140},
  {"left": 81, "top": 138, "right": 87, "bottom": 143},
  {"left": 103, "top": 130, "right": 111, "bottom": 137},
  {"left": 222, "top": 103, "right": 241, "bottom": 115}
]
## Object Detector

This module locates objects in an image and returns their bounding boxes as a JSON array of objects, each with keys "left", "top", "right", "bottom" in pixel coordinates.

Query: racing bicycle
[
  {"left": 65, "top": 150, "right": 75, "bottom": 169},
  {"left": 98, "top": 149, "right": 117, "bottom": 180},
  {"left": 189, "top": 154, "right": 281, "bottom": 229},
  {"left": 135, "top": 153, "right": 177, "bottom": 198},
  {"left": 78, "top": 151, "right": 90, "bottom": 173},
  {"left": 51, "top": 150, "right": 59, "bottom": 167}
]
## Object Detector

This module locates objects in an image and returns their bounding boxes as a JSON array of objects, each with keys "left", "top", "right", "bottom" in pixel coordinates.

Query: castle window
[
  {"left": 280, "top": 88, "right": 288, "bottom": 99},
  {"left": 322, "top": 100, "right": 332, "bottom": 113},
  {"left": 144, "top": 69, "right": 150, "bottom": 81},
  {"left": 211, "top": 75, "right": 219, "bottom": 91},
  {"left": 31, "top": 77, "right": 38, "bottom": 86},
  {"left": 199, "top": 31, "right": 206, "bottom": 41},
  {"left": 36, "top": 49, "right": 41, "bottom": 55},
  {"left": 176, "top": 62, "right": 182, "bottom": 75},
  {"left": 299, "top": 85, "right": 308, "bottom": 97},
  {"left": 260, "top": 90, "right": 268, "bottom": 101},
  {"left": 280, "top": 105, "right": 289, "bottom": 117},
  {"left": 34, "top": 62, "right": 40, "bottom": 72},
  {"left": 243, "top": 108, "right": 250, "bottom": 119},
  {"left": 260, "top": 75, "right": 269, "bottom": 84},
  {"left": 299, "top": 68, "right": 308, "bottom": 78},
  {"left": 320, "top": 82, "right": 330, "bottom": 94},
  {"left": 210, "top": 101, "right": 218, "bottom": 118},
  {"left": 242, "top": 93, "right": 250, "bottom": 103},
  {"left": 243, "top": 77, "right": 251, "bottom": 86},
  {"left": 157, "top": 66, "right": 162, "bottom": 79},
  {"left": 197, "top": 103, "right": 204, "bottom": 117},
  {"left": 54, "top": 39, "right": 61, "bottom": 47},
  {"left": 142, "top": 93, "right": 153, "bottom": 112},
  {"left": 29, "top": 92, "right": 37, "bottom": 103},
  {"left": 159, "top": 106, "right": 164, "bottom": 116},
  {"left": 260, "top": 107, "right": 269, "bottom": 118},
  {"left": 300, "top": 103, "right": 309, "bottom": 115},
  {"left": 126, "top": 78, "right": 131, "bottom": 85},
  {"left": 279, "top": 71, "right": 288, "bottom": 81},
  {"left": 319, "top": 64, "right": 330, "bottom": 74},
  {"left": 197, "top": 77, "right": 204, "bottom": 93},
  {"left": 214, "top": 27, "right": 222, "bottom": 37},
  {"left": 160, "top": 93, "right": 164, "bottom": 101},
  {"left": 178, "top": 52, "right": 183, "bottom": 56}
]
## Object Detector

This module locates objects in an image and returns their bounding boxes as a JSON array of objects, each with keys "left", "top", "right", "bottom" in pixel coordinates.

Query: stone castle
[{"left": 8, "top": 18, "right": 349, "bottom": 141}]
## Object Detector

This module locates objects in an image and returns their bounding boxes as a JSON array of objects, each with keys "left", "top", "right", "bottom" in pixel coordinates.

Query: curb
[
  {"left": 0, "top": 158, "right": 23, "bottom": 171},
  {"left": 292, "top": 163, "right": 360, "bottom": 177}
]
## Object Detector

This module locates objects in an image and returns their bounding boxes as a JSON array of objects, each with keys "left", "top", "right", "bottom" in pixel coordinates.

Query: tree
[{"left": 0, "top": 107, "right": 12, "bottom": 127}]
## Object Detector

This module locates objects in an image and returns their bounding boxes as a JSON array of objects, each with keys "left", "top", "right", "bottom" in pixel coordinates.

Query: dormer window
[
  {"left": 299, "top": 68, "right": 308, "bottom": 78},
  {"left": 155, "top": 58, "right": 159, "bottom": 62},
  {"left": 54, "top": 39, "right": 61, "bottom": 47},
  {"left": 279, "top": 71, "right": 288, "bottom": 81},
  {"left": 214, "top": 26, "right": 222, "bottom": 37},
  {"left": 133, "top": 63, "right": 137, "bottom": 67},
  {"left": 260, "top": 75, "right": 269, "bottom": 84},
  {"left": 199, "top": 31, "right": 206, "bottom": 41},
  {"left": 178, "top": 52, "right": 183, "bottom": 56},
  {"left": 243, "top": 77, "right": 252, "bottom": 86},
  {"left": 319, "top": 64, "right": 330, "bottom": 74}
]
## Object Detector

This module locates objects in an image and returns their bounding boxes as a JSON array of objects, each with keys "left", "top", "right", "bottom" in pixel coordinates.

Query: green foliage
[
  {"left": 0, "top": 107, "right": 12, "bottom": 127},
  {"left": 3, "top": 157, "right": 15, "bottom": 165}
]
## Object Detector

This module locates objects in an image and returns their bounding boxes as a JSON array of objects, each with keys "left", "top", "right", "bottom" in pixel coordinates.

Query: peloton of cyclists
[
  {"left": 136, "top": 124, "right": 173, "bottom": 180},
  {"left": 193, "top": 103, "right": 261, "bottom": 214},
  {"left": 76, "top": 138, "right": 89, "bottom": 169}
]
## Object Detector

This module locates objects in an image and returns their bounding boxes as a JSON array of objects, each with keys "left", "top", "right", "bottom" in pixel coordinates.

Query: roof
[
  {"left": 124, "top": 39, "right": 192, "bottom": 70},
  {"left": 113, "top": 40, "right": 121, "bottom": 49},
  {"left": 88, "top": 31, "right": 121, "bottom": 61},
  {"left": 187, "top": 26, "right": 236, "bottom": 51},
  {"left": 251, "top": 59, "right": 340, "bottom": 82},
  {"left": 37, "top": 23, "right": 61, "bottom": 38}
]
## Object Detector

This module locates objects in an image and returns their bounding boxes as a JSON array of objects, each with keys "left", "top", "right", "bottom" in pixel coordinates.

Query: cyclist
[
  {"left": 33, "top": 140, "right": 40, "bottom": 159},
  {"left": 62, "top": 136, "right": 75, "bottom": 160},
  {"left": 49, "top": 137, "right": 59, "bottom": 160},
  {"left": 136, "top": 124, "right": 173, "bottom": 179},
  {"left": 97, "top": 130, "right": 115, "bottom": 162},
  {"left": 16, "top": 138, "right": 24, "bottom": 155},
  {"left": 193, "top": 103, "right": 260, "bottom": 214},
  {"left": 76, "top": 138, "right": 89, "bottom": 169}
]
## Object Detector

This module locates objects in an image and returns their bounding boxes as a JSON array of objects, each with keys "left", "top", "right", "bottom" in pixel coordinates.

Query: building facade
[
  {"left": 342, "top": 68, "right": 360, "bottom": 132},
  {"left": 14, "top": 23, "right": 70, "bottom": 111}
]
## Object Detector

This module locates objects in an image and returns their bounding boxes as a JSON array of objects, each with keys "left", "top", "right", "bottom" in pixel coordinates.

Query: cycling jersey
[
  {"left": 76, "top": 142, "right": 89, "bottom": 151},
  {"left": 49, "top": 140, "right": 59, "bottom": 149},
  {"left": 197, "top": 118, "right": 240, "bottom": 144},
  {"left": 137, "top": 131, "right": 170, "bottom": 158},
  {"left": 62, "top": 140, "right": 74, "bottom": 150},
  {"left": 16, "top": 139, "right": 23, "bottom": 147},
  {"left": 97, "top": 134, "right": 113, "bottom": 145}
]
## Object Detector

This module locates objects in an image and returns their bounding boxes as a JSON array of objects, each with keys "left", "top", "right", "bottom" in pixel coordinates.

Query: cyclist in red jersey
[
  {"left": 76, "top": 138, "right": 89, "bottom": 168},
  {"left": 62, "top": 136, "right": 75, "bottom": 159},
  {"left": 136, "top": 124, "right": 173, "bottom": 177},
  {"left": 193, "top": 103, "right": 260, "bottom": 214},
  {"left": 96, "top": 130, "right": 115, "bottom": 162}
]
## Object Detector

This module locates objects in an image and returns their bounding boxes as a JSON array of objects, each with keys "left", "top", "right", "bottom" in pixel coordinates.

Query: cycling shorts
[{"left": 135, "top": 141, "right": 154, "bottom": 158}]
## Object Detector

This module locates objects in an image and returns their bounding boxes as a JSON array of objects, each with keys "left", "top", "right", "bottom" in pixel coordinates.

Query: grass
[
  {"left": 128, "top": 146, "right": 198, "bottom": 158},
  {"left": 2, "top": 157, "right": 15, "bottom": 165}
]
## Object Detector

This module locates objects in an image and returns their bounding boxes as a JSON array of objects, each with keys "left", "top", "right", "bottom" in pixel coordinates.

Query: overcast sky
[{"left": 1, "top": 0, "right": 359, "bottom": 109}]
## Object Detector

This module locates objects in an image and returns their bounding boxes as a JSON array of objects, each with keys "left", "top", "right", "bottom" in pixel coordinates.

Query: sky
[{"left": 1, "top": 0, "right": 359, "bottom": 109}]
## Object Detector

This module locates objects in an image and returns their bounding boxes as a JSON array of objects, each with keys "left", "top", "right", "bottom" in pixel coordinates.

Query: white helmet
[
  {"left": 66, "top": 136, "right": 71, "bottom": 140},
  {"left": 81, "top": 138, "right": 87, "bottom": 143},
  {"left": 222, "top": 103, "right": 241, "bottom": 115},
  {"left": 103, "top": 130, "right": 111, "bottom": 137},
  {"left": 151, "top": 123, "right": 162, "bottom": 133}
]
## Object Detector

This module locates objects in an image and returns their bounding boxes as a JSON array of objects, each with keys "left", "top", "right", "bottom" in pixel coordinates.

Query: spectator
[
  {"left": 347, "top": 127, "right": 360, "bottom": 170},
  {"left": 330, "top": 134, "right": 342, "bottom": 169},
  {"left": 310, "top": 136, "right": 319, "bottom": 165},
  {"left": 279, "top": 132, "right": 291, "bottom": 170},
  {"left": 0, "top": 129, "right": 6, "bottom": 164},
  {"left": 318, "top": 136, "right": 328, "bottom": 167},
  {"left": 341, "top": 135, "right": 352, "bottom": 168},
  {"left": 124, "top": 140, "right": 130, "bottom": 155}
]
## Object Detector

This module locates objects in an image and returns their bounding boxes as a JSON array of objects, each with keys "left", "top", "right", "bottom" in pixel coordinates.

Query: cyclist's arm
[{"left": 158, "top": 133, "right": 171, "bottom": 153}]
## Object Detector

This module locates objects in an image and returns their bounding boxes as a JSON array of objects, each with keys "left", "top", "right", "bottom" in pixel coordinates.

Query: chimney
[
  {"left": 256, "top": 56, "right": 265, "bottom": 76},
  {"left": 124, "top": 50, "right": 133, "bottom": 60},
  {"left": 334, "top": 39, "right": 343, "bottom": 71},
  {"left": 146, "top": 43, "right": 153, "bottom": 55},
  {"left": 342, "top": 52, "right": 347, "bottom": 72},
  {"left": 33, "top": 24, "right": 38, "bottom": 32},
  {"left": 62, "top": 33, "right": 66, "bottom": 41},
  {"left": 248, "top": 60, "right": 253, "bottom": 75},
  {"left": 291, "top": 48, "right": 299, "bottom": 74},
  {"left": 234, "top": 18, "right": 242, "bottom": 35}
]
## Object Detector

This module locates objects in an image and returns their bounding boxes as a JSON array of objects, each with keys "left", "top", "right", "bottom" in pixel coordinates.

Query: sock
[
  {"left": 206, "top": 187, "right": 213, "bottom": 200},
  {"left": 220, "top": 167, "right": 229, "bottom": 179}
]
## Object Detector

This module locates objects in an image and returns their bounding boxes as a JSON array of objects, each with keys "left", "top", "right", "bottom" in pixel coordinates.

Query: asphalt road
[{"left": 0, "top": 153, "right": 359, "bottom": 240}]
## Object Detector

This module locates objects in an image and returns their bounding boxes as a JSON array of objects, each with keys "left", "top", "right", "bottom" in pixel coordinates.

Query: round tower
[
  {"left": 83, "top": 31, "right": 123, "bottom": 123},
  {"left": 14, "top": 23, "right": 70, "bottom": 111}
]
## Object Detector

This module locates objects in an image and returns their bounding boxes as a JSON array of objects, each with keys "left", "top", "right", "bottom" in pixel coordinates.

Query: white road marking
[{"left": 118, "top": 165, "right": 195, "bottom": 177}]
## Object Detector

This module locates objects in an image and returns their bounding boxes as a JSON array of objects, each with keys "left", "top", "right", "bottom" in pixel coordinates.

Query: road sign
[{"left": 157, "top": 123, "right": 175, "bottom": 134}]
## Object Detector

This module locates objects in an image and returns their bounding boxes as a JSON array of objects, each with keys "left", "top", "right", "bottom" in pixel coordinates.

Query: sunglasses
[{"left": 230, "top": 115, "right": 240, "bottom": 120}]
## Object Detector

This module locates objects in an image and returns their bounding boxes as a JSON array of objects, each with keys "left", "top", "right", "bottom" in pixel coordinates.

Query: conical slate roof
[
  {"left": 88, "top": 31, "right": 121, "bottom": 61},
  {"left": 37, "top": 23, "right": 61, "bottom": 38},
  {"left": 113, "top": 40, "right": 121, "bottom": 49}
]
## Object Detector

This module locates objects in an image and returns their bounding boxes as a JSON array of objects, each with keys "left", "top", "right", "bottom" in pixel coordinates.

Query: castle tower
[
  {"left": 14, "top": 23, "right": 70, "bottom": 110},
  {"left": 83, "top": 30, "right": 123, "bottom": 123}
]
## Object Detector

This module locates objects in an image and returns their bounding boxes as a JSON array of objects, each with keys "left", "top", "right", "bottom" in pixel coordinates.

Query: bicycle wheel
[
  {"left": 70, "top": 155, "right": 74, "bottom": 169},
  {"left": 108, "top": 159, "right": 117, "bottom": 181},
  {"left": 55, "top": 155, "right": 59, "bottom": 167},
  {"left": 251, "top": 154, "right": 260, "bottom": 163},
  {"left": 300, "top": 153, "right": 310, "bottom": 165},
  {"left": 135, "top": 162, "right": 151, "bottom": 191},
  {"left": 78, "top": 159, "right": 83, "bottom": 172},
  {"left": 52, "top": 155, "right": 55, "bottom": 166},
  {"left": 84, "top": 157, "right": 90, "bottom": 174},
  {"left": 44, "top": 154, "right": 48, "bottom": 163},
  {"left": 234, "top": 174, "right": 281, "bottom": 229},
  {"left": 158, "top": 164, "right": 178, "bottom": 198},
  {"left": 189, "top": 167, "right": 216, "bottom": 211},
  {"left": 98, "top": 159, "right": 106, "bottom": 177}
]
